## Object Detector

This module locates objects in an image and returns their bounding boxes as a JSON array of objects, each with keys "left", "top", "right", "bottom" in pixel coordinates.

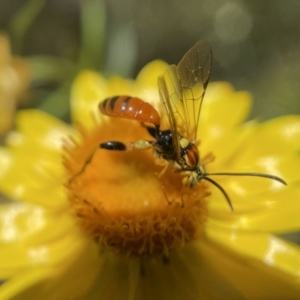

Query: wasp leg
[
  {"left": 100, "top": 141, "right": 127, "bottom": 151},
  {"left": 68, "top": 139, "right": 154, "bottom": 184},
  {"left": 179, "top": 171, "right": 198, "bottom": 207},
  {"left": 179, "top": 187, "right": 186, "bottom": 208},
  {"left": 142, "top": 123, "right": 160, "bottom": 139},
  {"left": 161, "top": 184, "right": 172, "bottom": 205},
  {"left": 68, "top": 141, "right": 126, "bottom": 184},
  {"left": 156, "top": 160, "right": 169, "bottom": 178},
  {"left": 128, "top": 140, "right": 153, "bottom": 150},
  {"left": 151, "top": 153, "right": 173, "bottom": 205},
  {"left": 152, "top": 151, "right": 169, "bottom": 178}
]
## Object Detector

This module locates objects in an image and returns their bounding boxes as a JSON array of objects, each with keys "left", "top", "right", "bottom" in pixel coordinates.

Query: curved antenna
[
  {"left": 202, "top": 176, "right": 234, "bottom": 211},
  {"left": 201, "top": 171, "right": 286, "bottom": 211},
  {"left": 206, "top": 172, "right": 287, "bottom": 185}
]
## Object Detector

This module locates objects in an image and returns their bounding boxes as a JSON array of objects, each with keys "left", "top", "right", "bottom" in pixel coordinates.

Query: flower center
[{"left": 64, "top": 118, "right": 210, "bottom": 256}]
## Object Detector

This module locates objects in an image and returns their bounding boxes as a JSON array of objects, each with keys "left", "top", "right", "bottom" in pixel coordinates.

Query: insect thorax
[{"left": 155, "top": 129, "right": 176, "bottom": 160}]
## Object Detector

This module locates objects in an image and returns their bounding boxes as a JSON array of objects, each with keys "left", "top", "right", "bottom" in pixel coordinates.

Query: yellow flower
[
  {"left": 0, "top": 60, "right": 300, "bottom": 299},
  {"left": 0, "top": 34, "right": 30, "bottom": 136}
]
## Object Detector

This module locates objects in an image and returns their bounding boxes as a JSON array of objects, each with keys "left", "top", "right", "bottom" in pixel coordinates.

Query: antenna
[
  {"left": 203, "top": 176, "right": 233, "bottom": 210},
  {"left": 202, "top": 171, "right": 286, "bottom": 211},
  {"left": 207, "top": 172, "right": 287, "bottom": 185}
]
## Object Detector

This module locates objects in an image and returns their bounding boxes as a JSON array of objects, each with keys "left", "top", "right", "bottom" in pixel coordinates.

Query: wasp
[{"left": 69, "top": 41, "right": 286, "bottom": 209}]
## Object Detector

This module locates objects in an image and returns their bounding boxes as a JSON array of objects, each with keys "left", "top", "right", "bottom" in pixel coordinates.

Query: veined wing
[
  {"left": 158, "top": 74, "right": 181, "bottom": 162},
  {"left": 159, "top": 41, "right": 212, "bottom": 149}
]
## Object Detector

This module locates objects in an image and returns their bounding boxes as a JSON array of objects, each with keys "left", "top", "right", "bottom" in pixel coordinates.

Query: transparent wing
[
  {"left": 159, "top": 40, "right": 212, "bottom": 146},
  {"left": 158, "top": 74, "right": 181, "bottom": 161}
]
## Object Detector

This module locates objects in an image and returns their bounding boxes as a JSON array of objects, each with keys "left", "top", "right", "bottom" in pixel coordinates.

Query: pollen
[{"left": 63, "top": 118, "right": 210, "bottom": 257}]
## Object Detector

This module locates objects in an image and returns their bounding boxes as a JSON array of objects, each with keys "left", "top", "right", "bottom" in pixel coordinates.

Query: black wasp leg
[
  {"left": 145, "top": 126, "right": 156, "bottom": 138},
  {"left": 100, "top": 141, "right": 127, "bottom": 151},
  {"left": 144, "top": 124, "right": 160, "bottom": 138},
  {"left": 68, "top": 141, "right": 126, "bottom": 184}
]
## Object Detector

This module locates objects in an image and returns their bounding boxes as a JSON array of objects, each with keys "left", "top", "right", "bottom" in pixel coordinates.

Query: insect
[{"left": 69, "top": 40, "right": 286, "bottom": 209}]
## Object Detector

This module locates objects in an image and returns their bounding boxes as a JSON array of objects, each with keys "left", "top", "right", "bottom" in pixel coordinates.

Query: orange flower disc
[{"left": 64, "top": 118, "right": 209, "bottom": 256}]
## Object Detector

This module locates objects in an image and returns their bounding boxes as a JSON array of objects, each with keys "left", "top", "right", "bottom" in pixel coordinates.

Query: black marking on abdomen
[
  {"left": 109, "top": 96, "right": 119, "bottom": 110},
  {"left": 120, "top": 96, "right": 131, "bottom": 112}
]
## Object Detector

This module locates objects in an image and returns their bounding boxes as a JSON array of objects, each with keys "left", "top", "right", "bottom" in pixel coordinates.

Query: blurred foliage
[{"left": 0, "top": 0, "right": 299, "bottom": 122}]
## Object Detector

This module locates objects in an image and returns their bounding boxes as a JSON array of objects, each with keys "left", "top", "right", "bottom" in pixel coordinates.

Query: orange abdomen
[{"left": 99, "top": 96, "right": 160, "bottom": 126}]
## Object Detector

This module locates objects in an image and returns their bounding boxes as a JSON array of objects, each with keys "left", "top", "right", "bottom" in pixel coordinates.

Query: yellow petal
[
  {"left": 0, "top": 203, "right": 76, "bottom": 246},
  {"left": 12, "top": 109, "right": 76, "bottom": 150},
  {"left": 242, "top": 116, "right": 300, "bottom": 155},
  {"left": 107, "top": 75, "right": 134, "bottom": 95},
  {"left": 232, "top": 118, "right": 300, "bottom": 166},
  {"left": 0, "top": 203, "right": 83, "bottom": 277},
  {"left": 135, "top": 60, "right": 168, "bottom": 108},
  {"left": 70, "top": 70, "right": 108, "bottom": 130},
  {"left": 199, "top": 83, "right": 252, "bottom": 145},
  {"left": 207, "top": 225, "right": 300, "bottom": 278},
  {"left": 0, "top": 268, "right": 55, "bottom": 300},
  {"left": 210, "top": 185, "right": 300, "bottom": 232},
  {"left": 86, "top": 246, "right": 243, "bottom": 300},
  {"left": 0, "top": 147, "right": 12, "bottom": 181},
  {"left": 136, "top": 60, "right": 169, "bottom": 88},
  {"left": 0, "top": 242, "right": 102, "bottom": 300},
  {"left": 0, "top": 147, "right": 67, "bottom": 209},
  {"left": 206, "top": 172, "right": 291, "bottom": 212},
  {"left": 88, "top": 237, "right": 300, "bottom": 300},
  {"left": 202, "top": 121, "right": 256, "bottom": 169},
  {"left": 0, "top": 143, "right": 66, "bottom": 209},
  {"left": 0, "top": 110, "right": 75, "bottom": 208},
  {"left": 228, "top": 152, "right": 300, "bottom": 188},
  {"left": 201, "top": 231, "right": 300, "bottom": 299}
]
